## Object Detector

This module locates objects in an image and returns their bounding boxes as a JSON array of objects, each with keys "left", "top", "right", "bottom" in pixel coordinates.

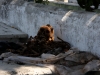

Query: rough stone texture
[
  {"left": 0, "top": 22, "right": 27, "bottom": 38},
  {"left": 0, "top": 1, "right": 100, "bottom": 57},
  {"left": 0, "top": 49, "right": 100, "bottom": 75},
  {"left": 0, "top": 61, "right": 56, "bottom": 75}
]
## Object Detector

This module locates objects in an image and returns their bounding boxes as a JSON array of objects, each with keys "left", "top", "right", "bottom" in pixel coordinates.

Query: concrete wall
[{"left": 0, "top": 1, "right": 100, "bottom": 57}]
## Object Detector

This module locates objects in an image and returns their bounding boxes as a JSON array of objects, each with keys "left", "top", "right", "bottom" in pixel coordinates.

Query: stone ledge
[{"left": 0, "top": 22, "right": 28, "bottom": 38}]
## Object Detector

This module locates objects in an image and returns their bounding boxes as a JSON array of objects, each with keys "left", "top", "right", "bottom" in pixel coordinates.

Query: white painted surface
[{"left": 0, "top": 1, "right": 100, "bottom": 57}]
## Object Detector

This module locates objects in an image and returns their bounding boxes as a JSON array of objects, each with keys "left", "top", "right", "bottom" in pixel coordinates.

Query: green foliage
[
  {"left": 35, "top": 0, "right": 49, "bottom": 4},
  {"left": 77, "top": 0, "right": 100, "bottom": 12},
  {"left": 35, "top": 0, "right": 43, "bottom": 3}
]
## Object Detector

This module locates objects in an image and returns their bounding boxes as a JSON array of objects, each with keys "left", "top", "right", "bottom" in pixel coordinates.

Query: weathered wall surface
[{"left": 0, "top": 1, "right": 100, "bottom": 57}]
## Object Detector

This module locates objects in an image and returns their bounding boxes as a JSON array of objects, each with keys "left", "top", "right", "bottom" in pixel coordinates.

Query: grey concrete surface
[
  {"left": 0, "top": 61, "right": 56, "bottom": 75},
  {"left": 0, "top": 22, "right": 28, "bottom": 38}
]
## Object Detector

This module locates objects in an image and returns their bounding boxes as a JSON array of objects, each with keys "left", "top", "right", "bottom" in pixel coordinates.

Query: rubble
[
  {"left": 84, "top": 71, "right": 100, "bottom": 75},
  {"left": 0, "top": 24, "right": 100, "bottom": 75},
  {"left": 1, "top": 51, "right": 100, "bottom": 75},
  {"left": 83, "top": 60, "right": 100, "bottom": 72},
  {"left": 5, "top": 24, "right": 71, "bottom": 57}
]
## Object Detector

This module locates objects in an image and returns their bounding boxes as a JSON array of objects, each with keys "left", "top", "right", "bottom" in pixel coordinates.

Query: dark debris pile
[{"left": 0, "top": 24, "right": 71, "bottom": 57}]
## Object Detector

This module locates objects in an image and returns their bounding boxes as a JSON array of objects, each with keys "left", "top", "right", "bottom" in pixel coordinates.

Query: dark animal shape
[
  {"left": 36, "top": 24, "right": 54, "bottom": 43},
  {"left": 84, "top": 71, "right": 100, "bottom": 75},
  {"left": 77, "top": 0, "right": 100, "bottom": 11}
]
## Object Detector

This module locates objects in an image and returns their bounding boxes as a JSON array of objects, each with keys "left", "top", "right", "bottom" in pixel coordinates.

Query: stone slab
[
  {"left": 0, "top": 61, "right": 55, "bottom": 75},
  {"left": 0, "top": 22, "right": 28, "bottom": 38}
]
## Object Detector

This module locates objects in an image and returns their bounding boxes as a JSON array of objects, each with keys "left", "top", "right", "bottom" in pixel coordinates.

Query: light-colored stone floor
[{"left": 0, "top": 61, "right": 55, "bottom": 75}]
